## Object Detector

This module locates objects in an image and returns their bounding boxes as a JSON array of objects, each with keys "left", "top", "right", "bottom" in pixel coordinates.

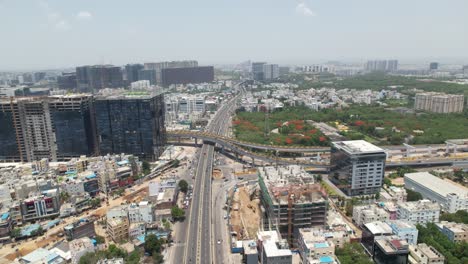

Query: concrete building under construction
[
  {"left": 0, "top": 95, "right": 96, "bottom": 162},
  {"left": 258, "top": 165, "right": 328, "bottom": 245}
]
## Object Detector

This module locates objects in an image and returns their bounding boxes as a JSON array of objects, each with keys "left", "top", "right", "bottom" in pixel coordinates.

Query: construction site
[
  {"left": 229, "top": 185, "right": 262, "bottom": 240},
  {"left": 258, "top": 165, "right": 328, "bottom": 246}
]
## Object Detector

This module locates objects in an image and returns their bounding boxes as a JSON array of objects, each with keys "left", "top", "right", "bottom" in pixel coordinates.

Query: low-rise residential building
[
  {"left": 361, "top": 221, "right": 394, "bottom": 253},
  {"left": 20, "top": 189, "right": 61, "bottom": 222},
  {"left": 127, "top": 201, "right": 154, "bottom": 223},
  {"left": 63, "top": 218, "right": 96, "bottom": 241},
  {"left": 298, "top": 229, "right": 338, "bottom": 264},
  {"left": 69, "top": 237, "right": 95, "bottom": 264},
  {"left": 404, "top": 172, "right": 468, "bottom": 213},
  {"left": 388, "top": 220, "right": 419, "bottom": 245},
  {"left": 409, "top": 243, "right": 445, "bottom": 264},
  {"left": 242, "top": 240, "right": 259, "bottom": 264},
  {"left": 380, "top": 186, "right": 407, "bottom": 203},
  {"left": 353, "top": 204, "right": 389, "bottom": 227},
  {"left": 19, "top": 247, "right": 65, "bottom": 264},
  {"left": 0, "top": 212, "right": 13, "bottom": 241},
  {"left": 397, "top": 200, "right": 440, "bottom": 225},
  {"left": 257, "top": 230, "right": 292, "bottom": 264},
  {"left": 435, "top": 221, "right": 468, "bottom": 243},
  {"left": 372, "top": 237, "right": 409, "bottom": 264},
  {"left": 128, "top": 222, "right": 146, "bottom": 240},
  {"left": 107, "top": 217, "right": 129, "bottom": 243}
]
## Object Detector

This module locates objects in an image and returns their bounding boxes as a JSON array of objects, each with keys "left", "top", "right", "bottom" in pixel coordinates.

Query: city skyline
[{"left": 0, "top": 0, "right": 467, "bottom": 70}]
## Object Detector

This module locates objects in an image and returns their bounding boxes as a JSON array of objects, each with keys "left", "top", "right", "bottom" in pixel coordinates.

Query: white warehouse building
[{"left": 404, "top": 172, "right": 468, "bottom": 213}]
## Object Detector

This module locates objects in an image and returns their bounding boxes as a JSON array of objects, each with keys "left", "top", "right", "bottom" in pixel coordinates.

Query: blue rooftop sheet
[
  {"left": 319, "top": 256, "right": 334, "bottom": 263},
  {"left": 65, "top": 170, "right": 76, "bottom": 175},
  {"left": 21, "top": 224, "right": 41, "bottom": 236},
  {"left": 1, "top": 212, "right": 9, "bottom": 220},
  {"left": 117, "top": 160, "right": 129, "bottom": 166},
  {"left": 137, "top": 235, "right": 146, "bottom": 243},
  {"left": 45, "top": 219, "right": 60, "bottom": 229},
  {"left": 85, "top": 173, "right": 96, "bottom": 179}
]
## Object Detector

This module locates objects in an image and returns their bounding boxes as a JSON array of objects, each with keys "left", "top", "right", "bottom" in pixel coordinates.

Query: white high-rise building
[{"left": 330, "top": 140, "right": 386, "bottom": 196}]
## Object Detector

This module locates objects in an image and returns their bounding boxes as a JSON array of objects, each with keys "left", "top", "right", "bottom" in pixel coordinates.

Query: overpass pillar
[
  {"left": 195, "top": 138, "right": 198, "bottom": 145},
  {"left": 251, "top": 157, "right": 255, "bottom": 165}
]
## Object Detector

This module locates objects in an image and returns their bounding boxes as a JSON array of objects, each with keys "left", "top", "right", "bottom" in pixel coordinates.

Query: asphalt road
[{"left": 181, "top": 86, "right": 243, "bottom": 264}]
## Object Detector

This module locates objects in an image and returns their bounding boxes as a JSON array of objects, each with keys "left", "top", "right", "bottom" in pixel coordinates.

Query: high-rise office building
[
  {"left": 0, "top": 95, "right": 96, "bottom": 162},
  {"left": 57, "top": 72, "right": 77, "bottom": 90},
  {"left": 252, "top": 62, "right": 266, "bottom": 81},
  {"left": 49, "top": 95, "right": 97, "bottom": 159},
  {"left": 161, "top": 66, "right": 214, "bottom": 86},
  {"left": 263, "top": 64, "right": 280, "bottom": 80},
  {"left": 76, "top": 65, "right": 123, "bottom": 92},
  {"left": 386, "top": 60, "right": 398, "bottom": 72},
  {"left": 94, "top": 91, "right": 166, "bottom": 160},
  {"left": 366, "top": 60, "right": 398, "bottom": 72},
  {"left": 330, "top": 140, "right": 386, "bottom": 196},
  {"left": 125, "top": 64, "right": 144, "bottom": 84},
  {"left": 138, "top": 69, "right": 157, "bottom": 85},
  {"left": 34, "top": 72, "right": 46, "bottom": 83},
  {"left": 144, "top": 60, "right": 198, "bottom": 85},
  {"left": 429, "top": 62, "right": 439, "bottom": 70}
]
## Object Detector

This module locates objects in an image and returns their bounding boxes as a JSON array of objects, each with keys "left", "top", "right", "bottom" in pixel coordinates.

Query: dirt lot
[
  {"left": 212, "top": 169, "right": 223, "bottom": 180},
  {"left": 391, "top": 177, "right": 405, "bottom": 186},
  {"left": 229, "top": 186, "right": 261, "bottom": 239}
]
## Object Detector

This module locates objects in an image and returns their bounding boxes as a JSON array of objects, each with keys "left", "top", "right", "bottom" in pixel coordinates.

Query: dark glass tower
[
  {"left": 94, "top": 92, "right": 165, "bottom": 160},
  {"left": 49, "top": 95, "right": 96, "bottom": 159},
  {"left": 0, "top": 107, "right": 20, "bottom": 161}
]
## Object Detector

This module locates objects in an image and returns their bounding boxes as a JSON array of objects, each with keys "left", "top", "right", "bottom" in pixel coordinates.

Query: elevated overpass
[
  {"left": 167, "top": 130, "right": 468, "bottom": 170},
  {"left": 167, "top": 130, "right": 330, "bottom": 152}
]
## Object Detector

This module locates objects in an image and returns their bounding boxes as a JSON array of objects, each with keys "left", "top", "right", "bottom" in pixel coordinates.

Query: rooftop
[
  {"left": 388, "top": 220, "right": 417, "bottom": 231},
  {"left": 257, "top": 231, "right": 292, "bottom": 258},
  {"left": 364, "top": 221, "right": 393, "bottom": 235},
  {"left": 375, "top": 238, "right": 409, "bottom": 254},
  {"left": 69, "top": 237, "right": 94, "bottom": 251},
  {"left": 332, "top": 140, "right": 384, "bottom": 154},
  {"left": 258, "top": 165, "right": 325, "bottom": 205},
  {"left": 412, "top": 243, "right": 444, "bottom": 260},
  {"left": 21, "top": 248, "right": 63, "bottom": 264},
  {"left": 398, "top": 199, "right": 441, "bottom": 212},
  {"left": 405, "top": 172, "right": 468, "bottom": 197}
]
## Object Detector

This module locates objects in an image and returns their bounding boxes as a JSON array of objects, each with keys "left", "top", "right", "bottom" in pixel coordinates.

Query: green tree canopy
[
  {"left": 171, "top": 206, "right": 185, "bottom": 220},
  {"left": 178, "top": 179, "right": 189, "bottom": 193}
]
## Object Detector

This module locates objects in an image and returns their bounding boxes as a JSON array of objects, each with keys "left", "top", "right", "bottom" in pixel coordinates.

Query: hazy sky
[{"left": 0, "top": 0, "right": 467, "bottom": 70}]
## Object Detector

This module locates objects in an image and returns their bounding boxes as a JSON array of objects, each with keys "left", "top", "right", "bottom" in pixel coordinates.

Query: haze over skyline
[{"left": 0, "top": 0, "right": 467, "bottom": 70}]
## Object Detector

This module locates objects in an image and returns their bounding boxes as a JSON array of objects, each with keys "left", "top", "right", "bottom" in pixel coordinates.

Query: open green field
[
  {"left": 233, "top": 105, "right": 468, "bottom": 145},
  {"left": 233, "top": 109, "right": 329, "bottom": 146}
]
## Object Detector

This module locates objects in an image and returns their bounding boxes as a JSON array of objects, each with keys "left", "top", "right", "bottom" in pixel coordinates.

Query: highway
[{"left": 182, "top": 85, "right": 242, "bottom": 264}]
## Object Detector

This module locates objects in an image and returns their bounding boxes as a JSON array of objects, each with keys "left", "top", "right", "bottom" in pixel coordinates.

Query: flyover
[{"left": 167, "top": 130, "right": 329, "bottom": 152}]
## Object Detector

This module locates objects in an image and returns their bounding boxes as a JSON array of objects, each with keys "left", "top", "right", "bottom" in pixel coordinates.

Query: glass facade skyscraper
[
  {"left": 49, "top": 95, "right": 96, "bottom": 159},
  {"left": 0, "top": 93, "right": 165, "bottom": 162},
  {"left": 0, "top": 109, "right": 20, "bottom": 161},
  {"left": 94, "top": 92, "right": 165, "bottom": 160}
]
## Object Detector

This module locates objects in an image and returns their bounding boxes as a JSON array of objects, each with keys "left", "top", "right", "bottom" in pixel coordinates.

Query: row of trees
[
  {"left": 417, "top": 223, "right": 468, "bottom": 264},
  {"left": 79, "top": 244, "right": 140, "bottom": 264},
  {"left": 440, "top": 210, "right": 468, "bottom": 224},
  {"left": 335, "top": 242, "right": 373, "bottom": 264}
]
